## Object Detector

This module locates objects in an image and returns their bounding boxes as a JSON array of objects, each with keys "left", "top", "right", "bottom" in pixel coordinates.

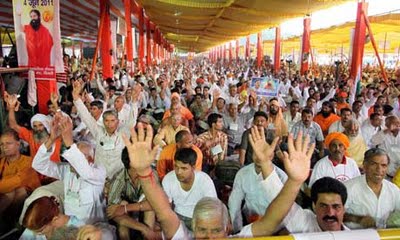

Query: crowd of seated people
[{"left": 1, "top": 55, "right": 400, "bottom": 239}]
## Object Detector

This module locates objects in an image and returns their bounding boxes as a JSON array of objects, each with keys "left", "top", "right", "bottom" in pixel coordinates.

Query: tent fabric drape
[
  {"left": 300, "top": 17, "right": 311, "bottom": 75},
  {"left": 100, "top": 0, "right": 112, "bottom": 79}
]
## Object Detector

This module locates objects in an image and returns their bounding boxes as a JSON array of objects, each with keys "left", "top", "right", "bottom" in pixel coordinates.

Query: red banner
[
  {"left": 229, "top": 41, "right": 232, "bottom": 62},
  {"left": 13, "top": 0, "right": 63, "bottom": 113},
  {"left": 236, "top": 39, "right": 239, "bottom": 60},
  {"left": 350, "top": 2, "right": 368, "bottom": 83},
  {"left": 124, "top": 0, "right": 133, "bottom": 62},
  {"left": 257, "top": 32, "right": 262, "bottom": 68},
  {"left": 138, "top": 6, "right": 144, "bottom": 72},
  {"left": 274, "top": 27, "right": 281, "bottom": 73},
  {"left": 100, "top": 0, "right": 112, "bottom": 79},
  {"left": 246, "top": 36, "right": 250, "bottom": 60},
  {"left": 146, "top": 17, "right": 151, "bottom": 66},
  {"left": 300, "top": 17, "right": 311, "bottom": 75}
]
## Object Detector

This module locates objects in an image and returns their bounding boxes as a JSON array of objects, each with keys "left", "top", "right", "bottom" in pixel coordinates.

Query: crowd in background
[{"left": 0, "top": 54, "right": 400, "bottom": 239}]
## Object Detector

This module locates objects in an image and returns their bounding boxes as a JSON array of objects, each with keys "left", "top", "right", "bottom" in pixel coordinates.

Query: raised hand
[
  {"left": 72, "top": 80, "right": 83, "bottom": 100},
  {"left": 133, "top": 84, "right": 143, "bottom": 102},
  {"left": 121, "top": 123, "right": 159, "bottom": 176},
  {"left": 282, "top": 132, "right": 315, "bottom": 183},
  {"left": 249, "top": 126, "right": 279, "bottom": 165},
  {"left": 50, "top": 92, "right": 59, "bottom": 106},
  {"left": 5, "top": 92, "right": 18, "bottom": 110},
  {"left": 49, "top": 112, "right": 62, "bottom": 141},
  {"left": 59, "top": 115, "right": 74, "bottom": 147}
]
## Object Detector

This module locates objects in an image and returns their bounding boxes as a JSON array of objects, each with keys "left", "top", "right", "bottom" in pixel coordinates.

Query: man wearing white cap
[{"left": 6, "top": 94, "right": 62, "bottom": 164}]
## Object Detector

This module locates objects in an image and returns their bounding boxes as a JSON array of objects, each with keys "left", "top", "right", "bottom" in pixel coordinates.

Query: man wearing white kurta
[
  {"left": 309, "top": 132, "right": 360, "bottom": 187},
  {"left": 361, "top": 113, "right": 383, "bottom": 149},
  {"left": 228, "top": 163, "right": 287, "bottom": 233},
  {"left": 344, "top": 148, "right": 400, "bottom": 229},
  {"left": 370, "top": 116, "right": 400, "bottom": 177},
  {"left": 73, "top": 81, "right": 138, "bottom": 179},
  {"left": 32, "top": 116, "right": 107, "bottom": 224}
]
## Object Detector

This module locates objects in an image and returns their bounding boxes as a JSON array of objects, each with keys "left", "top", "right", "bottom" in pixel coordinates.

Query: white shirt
[
  {"left": 316, "top": 88, "right": 336, "bottom": 111},
  {"left": 263, "top": 170, "right": 351, "bottom": 233},
  {"left": 74, "top": 98, "right": 134, "bottom": 178},
  {"left": 228, "top": 163, "right": 287, "bottom": 232},
  {"left": 115, "top": 103, "right": 132, "bottom": 126},
  {"left": 328, "top": 120, "right": 345, "bottom": 134},
  {"left": 170, "top": 221, "right": 253, "bottom": 239},
  {"left": 225, "top": 94, "right": 241, "bottom": 106},
  {"left": 73, "top": 115, "right": 104, "bottom": 146},
  {"left": 169, "top": 170, "right": 289, "bottom": 239},
  {"left": 309, "top": 156, "right": 361, "bottom": 187},
  {"left": 361, "top": 120, "right": 382, "bottom": 149},
  {"left": 162, "top": 171, "right": 217, "bottom": 218},
  {"left": 283, "top": 111, "right": 301, "bottom": 132},
  {"left": 278, "top": 81, "right": 291, "bottom": 96},
  {"left": 370, "top": 131, "right": 400, "bottom": 176},
  {"left": 32, "top": 144, "right": 106, "bottom": 223},
  {"left": 352, "top": 113, "right": 367, "bottom": 127},
  {"left": 345, "top": 175, "right": 400, "bottom": 229}
]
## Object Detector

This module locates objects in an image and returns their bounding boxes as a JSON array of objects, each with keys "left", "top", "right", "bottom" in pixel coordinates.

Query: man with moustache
[
  {"left": 344, "top": 148, "right": 400, "bottom": 229},
  {"left": 291, "top": 108, "right": 325, "bottom": 164},
  {"left": 328, "top": 108, "right": 353, "bottom": 134},
  {"left": 370, "top": 115, "right": 400, "bottom": 178},
  {"left": 280, "top": 177, "right": 351, "bottom": 232},
  {"left": 309, "top": 132, "right": 360, "bottom": 187},
  {"left": 161, "top": 148, "right": 217, "bottom": 231}
]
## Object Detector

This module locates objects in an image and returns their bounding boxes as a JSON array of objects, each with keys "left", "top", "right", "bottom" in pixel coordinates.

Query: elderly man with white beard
[
  {"left": 343, "top": 119, "right": 367, "bottom": 169},
  {"left": 6, "top": 93, "right": 63, "bottom": 166}
]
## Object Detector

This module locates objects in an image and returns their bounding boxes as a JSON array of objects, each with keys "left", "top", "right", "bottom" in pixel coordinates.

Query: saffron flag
[{"left": 13, "top": 0, "right": 63, "bottom": 113}]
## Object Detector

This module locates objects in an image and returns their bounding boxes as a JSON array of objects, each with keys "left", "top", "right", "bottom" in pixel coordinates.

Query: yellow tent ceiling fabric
[
  {"left": 138, "top": 0, "right": 352, "bottom": 52},
  {"left": 262, "top": 13, "right": 400, "bottom": 55}
]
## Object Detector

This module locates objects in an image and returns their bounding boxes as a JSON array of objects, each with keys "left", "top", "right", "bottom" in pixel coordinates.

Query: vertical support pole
[
  {"left": 245, "top": 36, "right": 250, "bottom": 60},
  {"left": 89, "top": 2, "right": 106, "bottom": 81},
  {"left": 100, "top": 0, "right": 112, "bottom": 79},
  {"left": 138, "top": 6, "right": 145, "bottom": 72},
  {"left": 229, "top": 41, "right": 232, "bottom": 63},
  {"left": 124, "top": 0, "right": 133, "bottom": 73},
  {"left": 364, "top": 13, "right": 388, "bottom": 82},
  {"left": 274, "top": 27, "right": 281, "bottom": 73},
  {"left": 146, "top": 17, "right": 151, "bottom": 66},
  {"left": 300, "top": 16, "right": 311, "bottom": 75},
  {"left": 236, "top": 39, "right": 239, "bottom": 61},
  {"left": 349, "top": 1, "right": 368, "bottom": 83},
  {"left": 257, "top": 32, "right": 262, "bottom": 68}
]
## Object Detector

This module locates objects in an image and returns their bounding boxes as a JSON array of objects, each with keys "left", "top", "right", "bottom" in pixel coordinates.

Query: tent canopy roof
[
  {"left": 137, "top": 0, "right": 353, "bottom": 52},
  {"left": 262, "top": 12, "right": 400, "bottom": 55}
]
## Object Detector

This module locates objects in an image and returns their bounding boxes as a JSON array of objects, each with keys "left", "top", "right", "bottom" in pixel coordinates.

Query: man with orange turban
[{"left": 309, "top": 132, "right": 360, "bottom": 187}]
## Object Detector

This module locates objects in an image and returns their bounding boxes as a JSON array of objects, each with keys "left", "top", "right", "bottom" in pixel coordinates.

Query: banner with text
[
  {"left": 251, "top": 77, "right": 279, "bottom": 97},
  {"left": 13, "top": 0, "right": 63, "bottom": 80},
  {"left": 13, "top": 0, "right": 63, "bottom": 113}
]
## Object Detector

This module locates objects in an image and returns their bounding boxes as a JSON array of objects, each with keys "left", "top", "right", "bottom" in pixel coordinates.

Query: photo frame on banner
[
  {"left": 250, "top": 77, "right": 279, "bottom": 98},
  {"left": 12, "top": 0, "right": 63, "bottom": 113}
]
